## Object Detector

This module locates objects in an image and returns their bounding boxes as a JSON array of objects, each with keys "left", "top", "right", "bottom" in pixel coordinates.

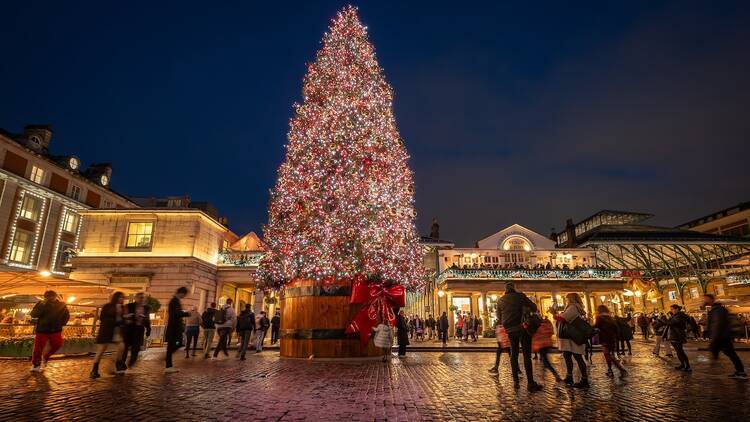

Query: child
[
  {"left": 594, "top": 305, "right": 628, "bottom": 378},
  {"left": 532, "top": 315, "right": 562, "bottom": 381},
  {"left": 488, "top": 323, "right": 511, "bottom": 374},
  {"left": 373, "top": 320, "right": 394, "bottom": 362}
]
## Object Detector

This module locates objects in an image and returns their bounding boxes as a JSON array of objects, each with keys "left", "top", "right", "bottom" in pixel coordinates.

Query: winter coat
[
  {"left": 124, "top": 302, "right": 151, "bottom": 337},
  {"left": 396, "top": 314, "right": 410, "bottom": 346},
  {"left": 531, "top": 319, "right": 554, "bottom": 352},
  {"left": 236, "top": 310, "right": 255, "bottom": 332},
  {"left": 496, "top": 291, "right": 538, "bottom": 333},
  {"left": 438, "top": 315, "right": 449, "bottom": 331},
  {"left": 30, "top": 299, "right": 70, "bottom": 334},
  {"left": 616, "top": 316, "right": 633, "bottom": 341},
  {"left": 594, "top": 314, "right": 620, "bottom": 346},
  {"left": 96, "top": 303, "right": 123, "bottom": 344},
  {"left": 373, "top": 323, "right": 393, "bottom": 348},
  {"left": 707, "top": 303, "right": 731, "bottom": 342},
  {"left": 201, "top": 308, "right": 216, "bottom": 329},
  {"left": 665, "top": 311, "right": 689, "bottom": 344},
  {"left": 652, "top": 316, "right": 667, "bottom": 336},
  {"left": 271, "top": 314, "right": 281, "bottom": 328},
  {"left": 216, "top": 304, "right": 237, "bottom": 330},
  {"left": 165, "top": 296, "right": 189, "bottom": 342},
  {"left": 557, "top": 304, "right": 586, "bottom": 354}
]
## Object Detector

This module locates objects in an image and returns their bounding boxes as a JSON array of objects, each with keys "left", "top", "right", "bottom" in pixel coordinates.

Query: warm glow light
[
  {"left": 437, "top": 290, "right": 445, "bottom": 298},
  {"left": 600, "top": 295, "right": 607, "bottom": 302},
  {"left": 490, "top": 294, "right": 498, "bottom": 301},
  {"left": 39, "top": 270, "right": 52, "bottom": 277},
  {"left": 635, "top": 290, "right": 642, "bottom": 297},
  {"left": 556, "top": 294, "right": 563, "bottom": 302},
  {"left": 623, "top": 289, "right": 634, "bottom": 296},
  {"left": 66, "top": 296, "right": 76, "bottom": 304},
  {"left": 650, "top": 298, "right": 658, "bottom": 303}
]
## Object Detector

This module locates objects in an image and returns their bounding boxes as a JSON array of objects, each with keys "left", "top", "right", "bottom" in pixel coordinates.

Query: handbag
[{"left": 567, "top": 317, "right": 594, "bottom": 345}]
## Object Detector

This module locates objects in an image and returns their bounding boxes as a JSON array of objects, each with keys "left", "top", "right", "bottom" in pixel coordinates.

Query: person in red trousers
[{"left": 30, "top": 290, "right": 70, "bottom": 372}]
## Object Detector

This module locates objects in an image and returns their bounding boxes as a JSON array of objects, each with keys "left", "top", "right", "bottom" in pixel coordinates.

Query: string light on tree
[{"left": 259, "top": 5, "right": 425, "bottom": 290}]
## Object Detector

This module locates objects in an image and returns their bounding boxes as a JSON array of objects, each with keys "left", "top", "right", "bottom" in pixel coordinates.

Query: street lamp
[
  {"left": 437, "top": 290, "right": 445, "bottom": 298},
  {"left": 39, "top": 270, "right": 51, "bottom": 277},
  {"left": 490, "top": 294, "right": 498, "bottom": 301}
]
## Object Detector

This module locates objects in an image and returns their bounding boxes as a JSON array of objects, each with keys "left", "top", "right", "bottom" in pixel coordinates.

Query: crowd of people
[
  {"left": 26, "top": 287, "right": 282, "bottom": 377},
  {"left": 449, "top": 262, "right": 610, "bottom": 272},
  {"left": 22, "top": 284, "right": 750, "bottom": 387}
]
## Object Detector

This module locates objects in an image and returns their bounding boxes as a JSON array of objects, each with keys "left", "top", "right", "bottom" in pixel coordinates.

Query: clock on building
[
  {"left": 68, "top": 156, "right": 80, "bottom": 170},
  {"left": 99, "top": 174, "right": 109, "bottom": 186}
]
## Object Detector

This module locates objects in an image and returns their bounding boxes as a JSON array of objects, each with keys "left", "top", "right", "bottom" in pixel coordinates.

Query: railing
[
  {"left": 0, "top": 324, "right": 96, "bottom": 338},
  {"left": 218, "top": 250, "right": 264, "bottom": 267},
  {"left": 438, "top": 268, "right": 623, "bottom": 282}
]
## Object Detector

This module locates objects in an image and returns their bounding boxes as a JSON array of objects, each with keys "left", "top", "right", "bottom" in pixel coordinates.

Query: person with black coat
[
  {"left": 497, "top": 282, "right": 542, "bottom": 392},
  {"left": 616, "top": 314, "right": 633, "bottom": 355},
  {"left": 664, "top": 304, "right": 691, "bottom": 372},
  {"left": 91, "top": 291, "right": 127, "bottom": 378},
  {"left": 396, "top": 310, "right": 409, "bottom": 356},
  {"left": 121, "top": 292, "right": 151, "bottom": 368},
  {"left": 270, "top": 311, "right": 281, "bottom": 344},
  {"left": 165, "top": 287, "right": 190, "bottom": 373},
  {"left": 438, "top": 312, "right": 449, "bottom": 346},
  {"left": 201, "top": 303, "right": 217, "bottom": 358},
  {"left": 30, "top": 290, "right": 70, "bottom": 372},
  {"left": 236, "top": 304, "right": 255, "bottom": 360},
  {"left": 704, "top": 294, "right": 746, "bottom": 379}
]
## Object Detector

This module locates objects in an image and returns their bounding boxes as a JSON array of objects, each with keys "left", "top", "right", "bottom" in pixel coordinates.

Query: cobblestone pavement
[{"left": 1, "top": 343, "right": 748, "bottom": 421}]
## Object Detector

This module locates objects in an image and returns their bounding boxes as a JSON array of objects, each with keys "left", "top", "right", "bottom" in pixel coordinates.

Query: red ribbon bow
[{"left": 345, "top": 276, "right": 406, "bottom": 348}]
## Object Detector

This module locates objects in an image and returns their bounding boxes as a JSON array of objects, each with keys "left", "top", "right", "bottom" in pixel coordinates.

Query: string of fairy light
[{"left": 259, "top": 6, "right": 425, "bottom": 290}]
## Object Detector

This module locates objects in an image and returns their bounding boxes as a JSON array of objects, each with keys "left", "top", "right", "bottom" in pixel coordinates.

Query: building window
[
  {"left": 70, "top": 185, "right": 82, "bottom": 201},
  {"left": 54, "top": 241, "right": 75, "bottom": 271},
  {"left": 62, "top": 212, "right": 80, "bottom": 233},
  {"left": 9, "top": 230, "right": 33, "bottom": 263},
  {"left": 19, "top": 195, "right": 42, "bottom": 221},
  {"left": 126, "top": 222, "right": 154, "bottom": 248},
  {"left": 30, "top": 165, "right": 45, "bottom": 184},
  {"left": 714, "top": 284, "right": 725, "bottom": 297},
  {"left": 689, "top": 287, "right": 699, "bottom": 299}
]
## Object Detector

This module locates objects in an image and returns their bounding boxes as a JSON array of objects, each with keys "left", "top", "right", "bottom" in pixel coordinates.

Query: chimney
[{"left": 23, "top": 124, "right": 53, "bottom": 152}]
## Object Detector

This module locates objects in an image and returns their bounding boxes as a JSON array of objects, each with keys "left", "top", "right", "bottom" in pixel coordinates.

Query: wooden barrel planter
[{"left": 280, "top": 278, "right": 381, "bottom": 358}]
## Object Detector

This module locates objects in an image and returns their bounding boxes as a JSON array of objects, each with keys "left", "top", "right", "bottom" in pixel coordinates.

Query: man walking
[
  {"left": 270, "top": 311, "right": 281, "bottom": 345},
  {"left": 638, "top": 314, "right": 650, "bottom": 340},
  {"left": 236, "top": 304, "right": 255, "bottom": 360},
  {"left": 438, "top": 312, "right": 449, "bottom": 346},
  {"left": 30, "top": 290, "right": 70, "bottom": 371},
  {"left": 426, "top": 314, "right": 436, "bottom": 340},
  {"left": 213, "top": 299, "right": 237, "bottom": 358},
  {"left": 496, "top": 282, "right": 542, "bottom": 392},
  {"left": 201, "top": 302, "right": 217, "bottom": 358},
  {"left": 165, "top": 287, "right": 190, "bottom": 373},
  {"left": 122, "top": 292, "right": 151, "bottom": 368},
  {"left": 254, "top": 311, "right": 270, "bottom": 353},
  {"left": 704, "top": 294, "right": 747, "bottom": 379}
]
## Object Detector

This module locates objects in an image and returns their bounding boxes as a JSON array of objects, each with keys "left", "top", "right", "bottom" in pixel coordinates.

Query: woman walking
[
  {"left": 184, "top": 306, "right": 201, "bottom": 358},
  {"left": 488, "top": 323, "right": 511, "bottom": 374},
  {"left": 90, "top": 291, "right": 126, "bottom": 379},
  {"left": 555, "top": 293, "right": 590, "bottom": 388},
  {"left": 532, "top": 314, "right": 562, "bottom": 381},
  {"left": 594, "top": 305, "right": 628, "bottom": 378}
]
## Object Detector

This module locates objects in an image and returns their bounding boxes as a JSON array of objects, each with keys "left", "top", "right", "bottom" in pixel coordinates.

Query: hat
[{"left": 505, "top": 282, "right": 515, "bottom": 293}]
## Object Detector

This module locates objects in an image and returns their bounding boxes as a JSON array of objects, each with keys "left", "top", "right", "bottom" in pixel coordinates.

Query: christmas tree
[{"left": 260, "top": 6, "right": 424, "bottom": 290}]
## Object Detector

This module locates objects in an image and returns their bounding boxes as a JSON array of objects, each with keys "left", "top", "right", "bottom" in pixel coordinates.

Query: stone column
[
  {"left": 447, "top": 292, "right": 454, "bottom": 338},
  {"left": 480, "top": 291, "right": 489, "bottom": 333}
]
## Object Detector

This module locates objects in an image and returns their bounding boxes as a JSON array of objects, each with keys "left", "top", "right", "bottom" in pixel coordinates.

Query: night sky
[{"left": 2, "top": 1, "right": 748, "bottom": 246}]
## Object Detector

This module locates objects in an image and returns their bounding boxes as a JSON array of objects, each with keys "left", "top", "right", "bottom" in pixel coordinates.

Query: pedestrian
[
  {"left": 254, "top": 310, "right": 270, "bottom": 353},
  {"left": 165, "top": 287, "right": 190, "bottom": 373},
  {"left": 201, "top": 302, "right": 217, "bottom": 358},
  {"left": 270, "top": 310, "right": 281, "bottom": 344},
  {"left": 496, "top": 282, "right": 542, "bottom": 391},
  {"left": 438, "top": 312, "right": 449, "bottom": 346},
  {"left": 236, "top": 304, "right": 255, "bottom": 360},
  {"left": 704, "top": 294, "right": 746, "bottom": 379},
  {"left": 184, "top": 306, "right": 201, "bottom": 358},
  {"left": 555, "top": 292, "right": 589, "bottom": 388},
  {"left": 472, "top": 315, "right": 481, "bottom": 342},
  {"left": 651, "top": 313, "right": 673, "bottom": 357},
  {"left": 664, "top": 304, "right": 691, "bottom": 372},
  {"left": 373, "top": 317, "right": 394, "bottom": 362},
  {"left": 91, "top": 291, "right": 127, "bottom": 378},
  {"left": 638, "top": 313, "right": 650, "bottom": 340},
  {"left": 532, "top": 313, "right": 562, "bottom": 381},
  {"left": 414, "top": 315, "right": 424, "bottom": 341},
  {"left": 465, "top": 314, "right": 474, "bottom": 342},
  {"left": 616, "top": 313, "right": 633, "bottom": 356},
  {"left": 396, "top": 310, "right": 409, "bottom": 356},
  {"left": 426, "top": 314, "right": 436, "bottom": 340},
  {"left": 455, "top": 313, "right": 464, "bottom": 340},
  {"left": 122, "top": 292, "right": 151, "bottom": 368},
  {"left": 488, "top": 322, "right": 511, "bottom": 374},
  {"left": 594, "top": 305, "right": 628, "bottom": 378},
  {"left": 213, "top": 299, "right": 237, "bottom": 358},
  {"left": 30, "top": 290, "right": 70, "bottom": 372}
]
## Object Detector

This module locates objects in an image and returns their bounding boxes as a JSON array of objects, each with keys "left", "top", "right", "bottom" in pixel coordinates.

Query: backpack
[
  {"left": 201, "top": 310, "right": 214, "bottom": 328},
  {"left": 214, "top": 308, "right": 227, "bottom": 325},
  {"left": 523, "top": 312, "right": 542, "bottom": 335}
]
